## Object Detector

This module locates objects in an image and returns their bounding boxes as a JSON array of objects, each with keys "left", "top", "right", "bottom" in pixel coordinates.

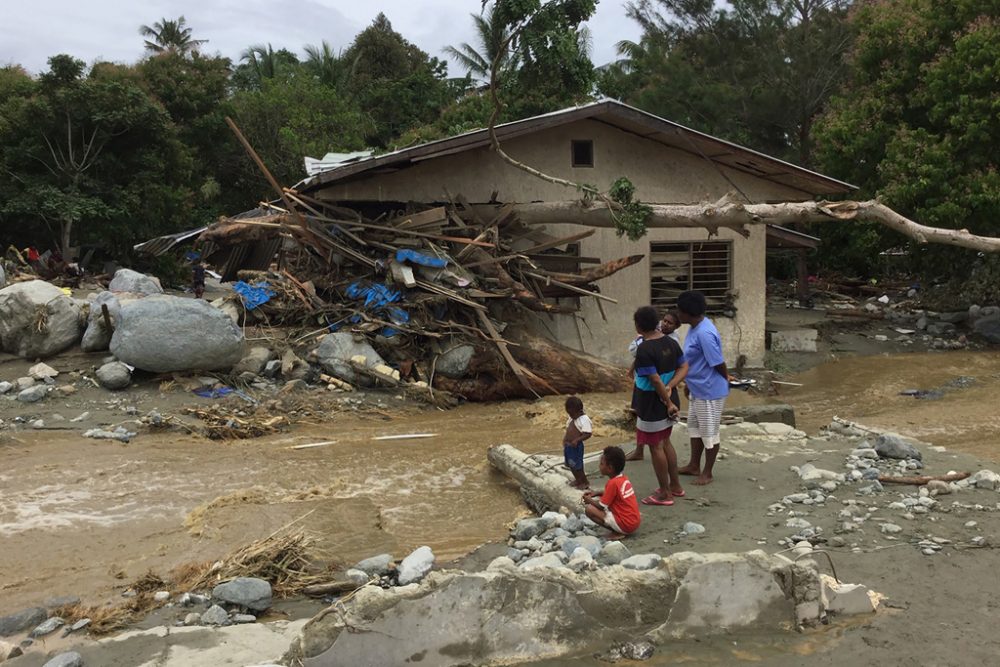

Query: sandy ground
[{"left": 3, "top": 299, "right": 1000, "bottom": 666}]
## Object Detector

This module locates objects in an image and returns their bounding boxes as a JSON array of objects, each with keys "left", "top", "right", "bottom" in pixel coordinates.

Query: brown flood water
[{"left": 2, "top": 350, "right": 999, "bottom": 612}]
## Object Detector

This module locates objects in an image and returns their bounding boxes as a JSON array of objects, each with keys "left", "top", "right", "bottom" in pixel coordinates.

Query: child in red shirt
[{"left": 582, "top": 446, "right": 641, "bottom": 539}]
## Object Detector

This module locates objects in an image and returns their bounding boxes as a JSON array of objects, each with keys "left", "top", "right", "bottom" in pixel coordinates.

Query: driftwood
[
  {"left": 878, "top": 472, "right": 971, "bottom": 486},
  {"left": 484, "top": 199, "right": 1000, "bottom": 253},
  {"left": 302, "top": 580, "right": 364, "bottom": 597}
]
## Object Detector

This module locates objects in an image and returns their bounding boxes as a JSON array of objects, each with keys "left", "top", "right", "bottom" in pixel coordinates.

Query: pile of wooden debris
[{"left": 199, "top": 190, "right": 636, "bottom": 401}]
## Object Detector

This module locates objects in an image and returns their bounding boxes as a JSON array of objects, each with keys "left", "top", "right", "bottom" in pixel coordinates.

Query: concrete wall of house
[{"left": 316, "top": 119, "right": 815, "bottom": 367}]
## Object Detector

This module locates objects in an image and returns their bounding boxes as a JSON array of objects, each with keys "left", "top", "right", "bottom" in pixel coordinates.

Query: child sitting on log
[
  {"left": 563, "top": 396, "right": 592, "bottom": 489},
  {"left": 582, "top": 446, "right": 641, "bottom": 539}
]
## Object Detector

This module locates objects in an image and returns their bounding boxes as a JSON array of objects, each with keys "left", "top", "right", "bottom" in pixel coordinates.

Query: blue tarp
[
  {"left": 396, "top": 249, "right": 447, "bottom": 268},
  {"left": 346, "top": 282, "right": 401, "bottom": 308},
  {"left": 193, "top": 386, "right": 235, "bottom": 399},
  {"left": 233, "top": 280, "right": 276, "bottom": 310}
]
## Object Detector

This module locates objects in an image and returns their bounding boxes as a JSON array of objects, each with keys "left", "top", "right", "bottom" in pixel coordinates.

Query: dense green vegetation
[{"left": 1, "top": 0, "right": 998, "bottom": 283}]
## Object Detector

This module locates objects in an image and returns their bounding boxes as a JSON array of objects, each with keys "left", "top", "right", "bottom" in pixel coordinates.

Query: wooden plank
[
  {"left": 525, "top": 272, "right": 618, "bottom": 303},
  {"left": 390, "top": 261, "right": 417, "bottom": 288},
  {"left": 397, "top": 207, "right": 447, "bottom": 229},
  {"left": 520, "top": 230, "right": 595, "bottom": 255},
  {"left": 477, "top": 310, "right": 537, "bottom": 397}
]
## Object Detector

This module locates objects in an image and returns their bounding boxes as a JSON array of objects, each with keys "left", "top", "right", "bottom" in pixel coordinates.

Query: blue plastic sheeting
[
  {"left": 396, "top": 249, "right": 447, "bottom": 269},
  {"left": 346, "top": 282, "right": 401, "bottom": 308},
  {"left": 233, "top": 280, "right": 276, "bottom": 310},
  {"left": 381, "top": 326, "right": 399, "bottom": 337},
  {"left": 194, "top": 387, "right": 235, "bottom": 399}
]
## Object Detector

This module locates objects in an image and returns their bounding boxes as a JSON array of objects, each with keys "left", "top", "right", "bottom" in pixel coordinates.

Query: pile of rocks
[
  {"left": 341, "top": 547, "right": 437, "bottom": 589},
  {"left": 767, "top": 421, "right": 999, "bottom": 556},
  {"left": 494, "top": 511, "right": 664, "bottom": 573}
]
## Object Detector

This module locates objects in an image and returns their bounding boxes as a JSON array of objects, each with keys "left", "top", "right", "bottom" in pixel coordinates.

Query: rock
[
  {"left": 0, "top": 381, "right": 11, "bottom": 394},
  {"left": 857, "top": 481, "right": 883, "bottom": 495},
  {"left": 599, "top": 640, "right": 656, "bottom": 662},
  {"left": 397, "top": 546, "right": 435, "bottom": 585},
  {"left": 0, "top": 607, "right": 47, "bottom": 637},
  {"left": 0, "top": 265, "right": 4, "bottom": 288},
  {"left": 512, "top": 517, "right": 552, "bottom": 541},
  {"left": 620, "top": 554, "right": 662, "bottom": 571},
  {"left": 726, "top": 404, "right": 796, "bottom": 427},
  {"left": 562, "top": 535, "right": 602, "bottom": 557},
  {"left": 200, "top": 605, "right": 230, "bottom": 626},
  {"left": 873, "top": 433, "right": 923, "bottom": 460},
  {"left": 683, "top": 522, "right": 706, "bottom": 535},
  {"left": 183, "top": 612, "right": 202, "bottom": 626},
  {"left": 0, "top": 281, "right": 83, "bottom": 358},
  {"left": 83, "top": 427, "right": 136, "bottom": 443},
  {"left": 28, "top": 362, "right": 59, "bottom": 380},
  {"left": 212, "top": 577, "right": 272, "bottom": 611},
  {"left": 519, "top": 553, "right": 568, "bottom": 571},
  {"left": 937, "top": 311, "right": 967, "bottom": 324},
  {"left": 314, "top": 332, "right": 387, "bottom": 384},
  {"left": 926, "top": 480, "right": 951, "bottom": 495},
  {"left": 210, "top": 298, "right": 241, "bottom": 324},
  {"left": 783, "top": 493, "right": 810, "bottom": 504},
  {"left": 0, "top": 640, "right": 23, "bottom": 661},
  {"left": 66, "top": 618, "right": 91, "bottom": 634},
  {"left": 487, "top": 556, "right": 516, "bottom": 571},
  {"left": 17, "top": 385, "right": 48, "bottom": 403},
  {"left": 108, "top": 268, "right": 162, "bottom": 295},
  {"left": 980, "top": 306, "right": 1000, "bottom": 319},
  {"left": 153, "top": 591, "right": 170, "bottom": 602},
  {"left": 280, "top": 379, "right": 308, "bottom": 393},
  {"left": 853, "top": 448, "right": 879, "bottom": 459},
  {"left": 281, "top": 349, "right": 310, "bottom": 380},
  {"left": 344, "top": 569, "right": 370, "bottom": 586},
  {"left": 262, "top": 359, "right": 282, "bottom": 379},
  {"left": 354, "top": 553, "right": 393, "bottom": 576},
  {"left": 916, "top": 315, "right": 928, "bottom": 330},
  {"left": 965, "top": 520, "right": 978, "bottom": 528},
  {"left": 233, "top": 346, "right": 275, "bottom": 376},
  {"left": 970, "top": 470, "right": 1000, "bottom": 490},
  {"left": 597, "top": 540, "right": 631, "bottom": 566},
  {"left": 81, "top": 291, "right": 122, "bottom": 352},
  {"left": 562, "top": 515, "right": 584, "bottom": 534},
  {"left": 435, "top": 344, "right": 475, "bottom": 379},
  {"left": 15, "top": 376, "right": 35, "bottom": 391},
  {"left": 111, "top": 296, "right": 244, "bottom": 372},
  {"left": 30, "top": 617, "right": 65, "bottom": 638},
  {"left": 233, "top": 614, "right": 257, "bottom": 624},
  {"left": 786, "top": 518, "right": 811, "bottom": 530},
  {"left": 95, "top": 361, "right": 131, "bottom": 390},
  {"left": 822, "top": 578, "right": 877, "bottom": 615},
  {"left": 41, "top": 652, "right": 83, "bottom": 667},
  {"left": 880, "top": 523, "right": 902, "bottom": 534},
  {"left": 770, "top": 329, "right": 818, "bottom": 353}
]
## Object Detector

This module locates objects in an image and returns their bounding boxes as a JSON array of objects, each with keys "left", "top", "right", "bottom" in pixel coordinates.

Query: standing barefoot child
[
  {"left": 563, "top": 396, "right": 592, "bottom": 489},
  {"left": 675, "top": 290, "right": 730, "bottom": 486},
  {"left": 582, "top": 446, "right": 641, "bottom": 539}
]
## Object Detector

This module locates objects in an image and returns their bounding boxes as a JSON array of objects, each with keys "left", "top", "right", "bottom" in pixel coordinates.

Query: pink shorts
[{"left": 636, "top": 427, "right": 673, "bottom": 447}]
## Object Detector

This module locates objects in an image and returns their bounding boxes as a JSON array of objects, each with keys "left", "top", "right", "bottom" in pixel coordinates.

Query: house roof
[
  {"left": 766, "top": 224, "right": 821, "bottom": 250},
  {"left": 296, "top": 98, "right": 856, "bottom": 197}
]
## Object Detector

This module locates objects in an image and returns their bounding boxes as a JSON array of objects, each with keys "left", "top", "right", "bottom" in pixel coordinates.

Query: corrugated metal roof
[
  {"left": 295, "top": 98, "right": 856, "bottom": 197},
  {"left": 133, "top": 226, "right": 208, "bottom": 256}
]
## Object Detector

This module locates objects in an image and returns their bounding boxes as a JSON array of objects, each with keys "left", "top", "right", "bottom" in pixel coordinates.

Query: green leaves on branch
[{"left": 608, "top": 177, "right": 651, "bottom": 242}]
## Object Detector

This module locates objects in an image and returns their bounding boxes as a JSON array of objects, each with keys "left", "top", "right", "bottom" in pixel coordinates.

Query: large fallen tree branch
[{"left": 482, "top": 199, "right": 1000, "bottom": 253}]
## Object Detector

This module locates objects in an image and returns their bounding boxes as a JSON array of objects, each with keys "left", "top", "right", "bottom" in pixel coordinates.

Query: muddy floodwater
[{"left": 2, "top": 350, "right": 999, "bottom": 615}]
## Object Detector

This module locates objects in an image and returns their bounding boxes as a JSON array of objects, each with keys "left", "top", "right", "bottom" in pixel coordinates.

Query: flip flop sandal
[
  {"left": 654, "top": 488, "right": 686, "bottom": 497},
  {"left": 641, "top": 495, "right": 675, "bottom": 506}
]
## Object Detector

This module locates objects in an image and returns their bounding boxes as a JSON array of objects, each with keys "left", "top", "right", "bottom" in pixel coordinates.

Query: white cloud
[{"left": 3, "top": 0, "right": 640, "bottom": 74}]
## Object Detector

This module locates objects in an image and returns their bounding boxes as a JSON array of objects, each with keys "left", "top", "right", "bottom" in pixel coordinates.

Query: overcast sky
[{"left": 4, "top": 1, "right": 641, "bottom": 75}]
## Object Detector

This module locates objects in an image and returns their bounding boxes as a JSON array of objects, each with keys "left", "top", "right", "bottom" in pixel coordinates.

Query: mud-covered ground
[{"left": 2, "top": 299, "right": 1000, "bottom": 666}]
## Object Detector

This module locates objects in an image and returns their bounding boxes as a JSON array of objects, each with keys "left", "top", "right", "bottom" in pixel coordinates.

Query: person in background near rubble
[
  {"left": 626, "top": 309, "right": 683, "bottom": 461},
  {"left": 563, "top": 396, "right": 592, "bottom": 489},
  {"left": 676, "top": 290, "right": 731, "bottom": 485},
  {"left": 582, "top": 446, "right": 641, "bottom": 539},
  {"left": 631, "top": 306, "right": 688, "bottom": 506},
  {"left": 192, "top": 260, "right": 206, "bottom": 299}
]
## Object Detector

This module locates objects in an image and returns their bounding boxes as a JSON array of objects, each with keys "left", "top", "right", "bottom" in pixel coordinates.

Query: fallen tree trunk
[
  {"left": 432, "top": 329, "right": 629, "bottom": 401},
  {"left": 879, "top": 472, "right": 971, "bottom": 486},
  {"left": 481, "top": 200, "right": 1000, "bottom": 253}
]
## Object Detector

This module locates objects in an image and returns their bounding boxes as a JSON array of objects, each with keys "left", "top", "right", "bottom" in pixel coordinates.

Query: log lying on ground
[
  {"left": 432, "top": 329, "right": 629, "bottom": 401},
  {"left": 487, "top": 444, "right": 583, "bottom": 513},
  {"left": 879, "top": 472, "right": 971, "bottom": 486},
  {"left": 487, "top": 200, "right": 1000, "bottom": 253}
]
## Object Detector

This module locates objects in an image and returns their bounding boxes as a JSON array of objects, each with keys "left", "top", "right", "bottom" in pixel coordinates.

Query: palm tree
[
  {"left": 443, "top": 3, "right": 517, "bottom": 83},
  {"left": 138, "top": 16, "right": 206, "bottom": 55},
  {"left": 240, "top": 43, "right": 283, "bottom": 81},
  {"left": 303, "top": 40, "right": 357, "bottom": 88}
]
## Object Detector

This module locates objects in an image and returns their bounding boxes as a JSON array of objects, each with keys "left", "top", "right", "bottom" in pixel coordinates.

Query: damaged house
[{"left": 295, "top": 99, "right": 854, "bottom": 367}]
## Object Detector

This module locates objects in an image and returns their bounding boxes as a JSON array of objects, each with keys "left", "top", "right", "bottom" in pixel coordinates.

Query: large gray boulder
[
  {"left": 0, "top": 607, "right": 47, "bottom": 637},
  {"left": 108, "top": 268, "right": 162, "bottom": 295},
  {"left": 111, "top": 296, "right": 244, "bottom": 373},
  {"left": 212, "top": 577, "right": 272, "bottom": 611},
  {"left": 874, "top": 433, "right": 923, "bottom": 460},
  {"left": 81, "top": 291, "right": 122, "bottom": 352},
  {"left": 973, "top": 316, "right": 1000, "bottom": 344},
  {"left": 0, "top": 280, "right": 83, "bottom": 358},
  {"left": 313, "top": 332, "right": 386, "bottom": 384}
]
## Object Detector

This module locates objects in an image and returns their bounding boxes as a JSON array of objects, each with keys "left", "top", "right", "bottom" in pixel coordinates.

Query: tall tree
[
  {"left": 235, "top": 43, "right": 300, "bottom": 89},
  {"left": 814, "top": 0, "right": 1000, "bottom": 280},
  {"left": 342, "top": 13, "right": 456, "bottom": 146},
  {"left": 444, "top": 2, "right": 518, "bottom": 84},
  {"left": 601, "top": 0, "right": 853, "bottom": 166},
  {"left": 303, "top": 40, "right": 355, "bottom": 89},
  {"left": 139, "top": 16, "right": 207, "bottom": 55}
]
